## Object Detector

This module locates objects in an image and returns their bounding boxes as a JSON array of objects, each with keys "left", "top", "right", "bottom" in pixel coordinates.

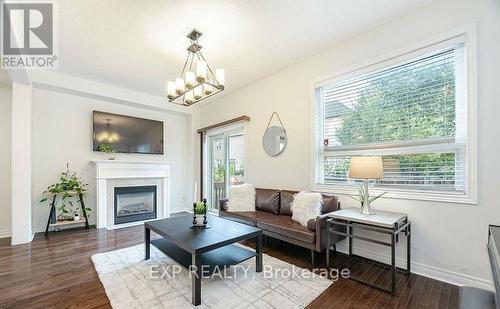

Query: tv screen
[{"left": 93, "top": 111, "right": 164, "bottom": 154}]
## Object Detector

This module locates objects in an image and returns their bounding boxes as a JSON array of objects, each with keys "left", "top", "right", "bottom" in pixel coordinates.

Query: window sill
[{"left": 313, "top": 184, "right": 477, "bottom": 205}]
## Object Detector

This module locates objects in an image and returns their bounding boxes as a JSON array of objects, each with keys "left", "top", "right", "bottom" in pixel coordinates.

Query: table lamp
[{"left": 348, "top": 156, "right": 384, "bottom": 215}]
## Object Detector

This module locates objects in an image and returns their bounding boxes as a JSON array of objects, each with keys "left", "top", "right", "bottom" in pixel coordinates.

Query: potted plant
[
  {"left": 346, "top": 183, "right": 387, "bottom": 214},
  {"left": 98, "top": 144, "right": 116, "bottom": 160},
  {"left": 193, "top": 202, "right": 207, "bottom": 226},
  {"left": 40, "top": 164, "right": 91, "bottom": 222}
]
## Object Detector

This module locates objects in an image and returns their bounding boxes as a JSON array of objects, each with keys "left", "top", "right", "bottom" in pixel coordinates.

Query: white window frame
[{"left": 310, "top": 25, "right": 477, "bottom": 204}]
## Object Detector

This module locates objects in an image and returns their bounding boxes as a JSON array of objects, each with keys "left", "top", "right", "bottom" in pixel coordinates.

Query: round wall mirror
[{"left": 263, "top": 125, "right": 287, "bottom": 156}]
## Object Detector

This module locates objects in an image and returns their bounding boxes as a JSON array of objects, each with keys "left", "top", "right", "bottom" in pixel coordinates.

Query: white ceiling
[{"left": 52, "top": 0, "right": 430, "bottom": 97}]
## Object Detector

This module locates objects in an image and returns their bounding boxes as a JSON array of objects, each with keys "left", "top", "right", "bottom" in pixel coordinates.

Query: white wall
[
  {"left": 31, "top": 88, "right": 190, "bottom": 232},
  {"left": 11, "top": 83, "right": 33, "bottom": 244},
  {"left": 0, "top": 87, "right": 12, "bottom": 237},
  {"left": 195, "top": 0, "right": 500, "bottom": 288}
]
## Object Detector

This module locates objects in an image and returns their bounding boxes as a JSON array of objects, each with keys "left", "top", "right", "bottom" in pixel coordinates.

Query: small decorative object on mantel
[
  {"left": 263, "top": 112, "right": 287, "bottom": 157},
  {"left": 346, "top": 156, "right": 387, "bottom": 215},
  {"left": 98, "top": 143, "right": 116, "bottom": 160},
  {"left": 192, "top": 199, "right": 210, "bottom": 229}
]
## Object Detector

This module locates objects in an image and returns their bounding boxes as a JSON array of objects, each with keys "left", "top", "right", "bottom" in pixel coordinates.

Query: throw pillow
[
  {"left": 227, "top": 184, "right": 256, "bottom": 212},
  {"left": 291, "top": 191, "right": 322, "bottom": 227}
]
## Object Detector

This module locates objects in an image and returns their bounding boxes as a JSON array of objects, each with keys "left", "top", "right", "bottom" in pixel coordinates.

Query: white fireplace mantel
[{"left": 92, "top": 160, "right": 173, "bottom": 229}]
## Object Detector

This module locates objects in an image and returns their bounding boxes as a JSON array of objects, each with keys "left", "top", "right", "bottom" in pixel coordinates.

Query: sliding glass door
[{"left": 206, "top": 127, "right": 245, "bottom": 211}]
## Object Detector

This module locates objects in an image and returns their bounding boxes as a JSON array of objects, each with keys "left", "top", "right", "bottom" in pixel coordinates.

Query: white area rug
[{"left": 91, "top": 245, "right": 331, "bottom": 308}]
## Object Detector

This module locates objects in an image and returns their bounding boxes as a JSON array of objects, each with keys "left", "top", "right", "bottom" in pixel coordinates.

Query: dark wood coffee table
[{"left": 144, "top": 215, "right": 263, "bottom": 306}]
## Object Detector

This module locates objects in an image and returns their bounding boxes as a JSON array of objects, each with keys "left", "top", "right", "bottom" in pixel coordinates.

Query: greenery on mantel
[
  {"left": 40, "top": 164, "right": 91, "bottom": 220},
  {"left": 98, "top": 144, "right": 116, "bottom": 160}
]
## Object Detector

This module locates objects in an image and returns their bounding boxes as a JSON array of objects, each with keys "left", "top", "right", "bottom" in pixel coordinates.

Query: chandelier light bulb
[
  {"left": 194, "top": 86, "right": 203, "bottom": 100},
  {"left": 184, "top": 90, "right": 194, "bottom": 104},
  {"left": 203, "top": 83, "right": 213, "bottom": 95},
  {"left": 167, "top": 81, "right": 176, "bottom": 99},
  {"left": 175, "top": 78, "right": 185, "bottom": 95},
  {"left": 196, "top": 60, "right": 207, "bottom": 83},
  {"left": 185, "top": 71, "right": 196, "bottom": 89}
]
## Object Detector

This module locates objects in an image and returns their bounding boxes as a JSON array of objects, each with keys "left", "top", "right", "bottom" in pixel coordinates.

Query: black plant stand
[{"left": 44, "top": 191, "right": 90, "bottom": 238}]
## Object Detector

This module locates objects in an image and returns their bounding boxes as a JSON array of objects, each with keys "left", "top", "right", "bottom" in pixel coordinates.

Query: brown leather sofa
[{"left": 219, "top": 188, "right": 344, "bottom": 266}]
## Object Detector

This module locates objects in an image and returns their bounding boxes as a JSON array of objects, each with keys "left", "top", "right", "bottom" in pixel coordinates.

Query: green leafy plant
[
  {"left": 39, "top": 164, "right": 91, "bottom": 220},
  {"left": 194, "top": 202, "right": 207, "bottom": 215},
  {"left": 98, "top": 144, "right": 115, "bottom": 154},
  {"left": 213, "top": 162, "right": 225, "bottom": 183},
  {"left": 345, "top": 183, "right": 387, "bottom": 205}
]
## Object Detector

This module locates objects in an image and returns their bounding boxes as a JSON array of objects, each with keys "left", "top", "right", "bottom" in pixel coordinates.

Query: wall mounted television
[{"left": 93, "top": 111, "right": 164, "bottom": 155}]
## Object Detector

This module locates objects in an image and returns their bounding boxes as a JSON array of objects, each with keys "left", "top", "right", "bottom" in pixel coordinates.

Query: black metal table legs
[
  {"left": 326, "top": 219, "right": 411, "bottom": 295},
  {"left": 256, "top": 234, "right": 263, "bottom": 272},
  {"left": 192, "top": 253, "right": 202, "bottom": 306},
  {"left": 144, "top": 226, "right": 150, "bottom": 260},
  {"left": 44, "top": 194, "right": 57, "bottom": 238},
  {"left": 79, "top": 192, "right": 90, "bottom": 229},
  {"left": 407, "top": 223, "right": 411, "bottom": 274},
  {"left": 391, "top": 233, "right": 396, "bottom": 294}
]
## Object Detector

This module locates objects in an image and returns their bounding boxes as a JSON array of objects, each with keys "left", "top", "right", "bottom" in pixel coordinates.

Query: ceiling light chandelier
[{"left": 167, "top": 29, "right": 225, "bottom": 106}]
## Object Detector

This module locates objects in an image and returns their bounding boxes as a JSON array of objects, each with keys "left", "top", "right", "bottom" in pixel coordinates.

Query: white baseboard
[
  {"left": 0, "top": 229, "right": 11, "bottom": 238},
  {"left": 335, "top": 243, "right": 494, "bottom": 291}
]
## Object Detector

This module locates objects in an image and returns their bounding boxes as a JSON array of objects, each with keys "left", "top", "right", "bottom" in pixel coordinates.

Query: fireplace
[{"left": 114, "top": 186, "right": 157, "bottom": 224}]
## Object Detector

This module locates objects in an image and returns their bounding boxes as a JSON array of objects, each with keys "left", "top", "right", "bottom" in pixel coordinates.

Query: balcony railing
[
  {"left": 212, "top": 179, "right": 245, "bottom": 210},
  {"left": 213, "top": 182, "right": 226, "bottom": 210}
]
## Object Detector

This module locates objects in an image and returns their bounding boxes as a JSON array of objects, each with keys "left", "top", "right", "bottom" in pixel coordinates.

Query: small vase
[
  {"left": 195, "top": 215, "right": 204, "bottom": 226},
  {"left": 107, "top": 152, "right": 116, "bottom": 160},
  {"left": 360, "top": 202, "right": 375, "bottom": 215}
]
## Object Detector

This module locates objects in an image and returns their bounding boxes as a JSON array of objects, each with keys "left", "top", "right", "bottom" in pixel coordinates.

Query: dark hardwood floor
[{"left": 0, "top": 224, "right": 458, "bottom": 309}]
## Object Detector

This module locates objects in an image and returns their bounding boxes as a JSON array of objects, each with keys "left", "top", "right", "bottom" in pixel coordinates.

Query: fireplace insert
[{"left": 114, "top": 185, "right": 157, "bottom": 224}]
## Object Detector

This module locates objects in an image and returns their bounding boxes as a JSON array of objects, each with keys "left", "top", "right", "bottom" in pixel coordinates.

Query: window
[{"left": 314, "top": 34, "right": 476, "bottom": 203}]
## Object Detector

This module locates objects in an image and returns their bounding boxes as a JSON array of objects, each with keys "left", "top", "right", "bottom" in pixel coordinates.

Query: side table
[{"left": 326, "top": 208, "right": 411, "bottom": 295}]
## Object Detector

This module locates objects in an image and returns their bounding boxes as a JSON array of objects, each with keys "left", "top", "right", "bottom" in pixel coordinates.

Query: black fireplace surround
[{"left": 114, "top": 185, "right": 157, "bottom": 224}]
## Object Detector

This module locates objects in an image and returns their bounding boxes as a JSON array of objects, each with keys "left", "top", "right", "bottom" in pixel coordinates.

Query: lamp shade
[{"left": 348, "top": 156, "right": 384, "bottom": 179}]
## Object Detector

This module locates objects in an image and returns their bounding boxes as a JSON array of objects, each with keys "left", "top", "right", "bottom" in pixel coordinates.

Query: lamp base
[{"left": 360, "top": 179, "right": 375, "bottom": 215}]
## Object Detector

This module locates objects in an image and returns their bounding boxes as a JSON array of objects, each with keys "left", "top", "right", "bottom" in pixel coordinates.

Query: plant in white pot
[
  {"left": 98, "top": 144, "right": 116, "bottom": 160},
  {"left": 193, "top": 202, "right": 207, "bottom": 227},
  {"left": 346, "top": 183, "right": 387, "bottom": 214}
]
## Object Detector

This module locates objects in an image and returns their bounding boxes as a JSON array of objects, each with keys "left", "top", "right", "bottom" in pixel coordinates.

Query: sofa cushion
[
  {"left": 291, "top": 192, "right": 322, "bottom": 227},
  {"left": 280, "top": 191, "right": 340, "bottom": 215},
  {"left": 321, "top": 194, "right": 340, "bottom": 214},
  {"left": 255, "top": 188, "right": 280, "bottom": 214},
  {"left": 220, "top": 210, "right": 275, "bottom": 227},
  {"left": 279, "top": 190, "right": 298, "bottom": 216},
  {"left": 227, "top": 184, "right": 256, "bottom": 212},
  {"left": 257, "top": 215, "right": 315, "bottom": 243}
]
